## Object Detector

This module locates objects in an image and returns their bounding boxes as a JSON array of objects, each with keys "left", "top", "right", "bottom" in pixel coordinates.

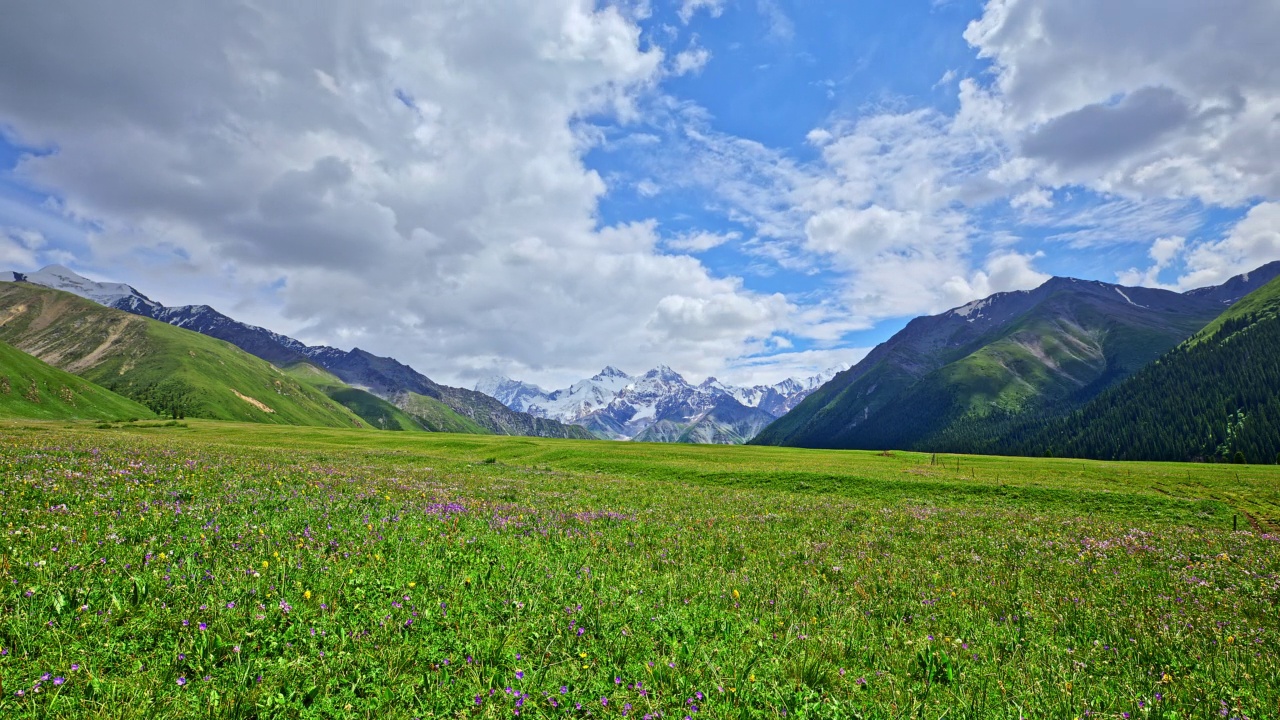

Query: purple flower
[
  {"left": 602, "top": 697, "right": 609, "bottom": 707},
  {"left": 474, "top": 695, "right": 482, "bottom": 706},
  {"left": 176, "top": 677, "right": 187, "bottom": 687},
  {"left": 52, "top": 677, "right": 65, "bottom": 686},
  {"left": 70, "top": 664, "right": 79, "bottom": 671},
  {"left": 199, "top": 622, "right": 207, "bottom": 631},
  {"left": 561, "top": 686, "right": 568, "bottom": 694},
  {"left": 226, "top": 602, "right": 235, "bottom": 609},
  {"left": 516, "top": 670, "right": 524, "bottom": 680}
]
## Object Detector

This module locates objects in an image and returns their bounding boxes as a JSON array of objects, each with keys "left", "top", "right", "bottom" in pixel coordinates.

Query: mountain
[
  {"left": 3, "top": 264, "right": 591, "bottom": 439},
  {"left": 477, "top": 365, "right": 842, "bottom": 443},
  {"left": 279, "top": 362, "right": 431, "bottom": 432},
  {"left": 753, "top": 263, "right": 1280, "bottom": 451},
  {"left": 0, "top": 339, "right": 155, "bottom": 421},
  {"left": 0, "top": 283, "right": 367, "bottom": 427},
  {"left": 632, "top": 394, "right": 777, "bottom": 444},
  {"left": 983, "top": 274, "right": 1280, "bottom": 463},
  {"left": 4, "top": 264, "right": 163, "bottom": 314}
]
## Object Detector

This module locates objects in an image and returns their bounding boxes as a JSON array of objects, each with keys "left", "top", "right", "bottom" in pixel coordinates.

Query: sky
[{"left": 2, "top": 0, "right": 1279, "bottom": 389}]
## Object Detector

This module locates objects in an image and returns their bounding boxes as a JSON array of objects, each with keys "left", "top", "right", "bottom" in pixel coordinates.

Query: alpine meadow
[
  {"left": 1, "top": 420, "right": 1278, "bottom": 719},
  {"left": 4, "top": 0, "right": 1280, "bottom": 719}
]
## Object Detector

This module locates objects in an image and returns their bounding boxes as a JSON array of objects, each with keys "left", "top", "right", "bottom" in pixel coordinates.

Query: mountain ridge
[
  {"left": 752, "top": 262, "right": 1280, "bottom": 450},
  {"left": 477, "top": 364, "right": 841, "bottom": 442},
  {"left": 2, "top": 265, "right": 592, "bottom": 439}
]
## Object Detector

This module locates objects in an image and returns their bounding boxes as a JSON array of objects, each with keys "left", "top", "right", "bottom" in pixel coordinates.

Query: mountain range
[
  {"left": 3, "top": 265, "right": 590, "bottom": 438},
  {"left": 477, "top": 365, "right": 840, "bottom": 442},
  {"left": 752, "top": 261, "right": 1280, "bottom": 456}
]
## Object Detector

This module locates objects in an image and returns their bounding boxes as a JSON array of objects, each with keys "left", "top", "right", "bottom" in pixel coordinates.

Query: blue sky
[{"left": 1, "top": 0, "right": 1278, "bottom": 387}]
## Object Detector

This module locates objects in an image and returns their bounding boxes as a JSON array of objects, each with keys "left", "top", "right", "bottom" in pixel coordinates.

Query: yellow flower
[
  {"left": 304, "top": 590, "right": 312, "bottom": 600},
  {"left": 749, "top": 674, "right": 756, "bottom": 683},
  {"left": 732, "top": 589, "right": 740, "bottom": 599},
  {"left": 579, "top": 652, "right": 587, "bottom": 658},
  {"left": 408, "top": 582, "right": 416, "bottom": 588},
  {"left": 1161, "top": 673, "right": 1172, "bottom": 684},
  {"left": 1227, "top": 635, "right": 1235, "bottom": 644},
  {"left": 273, "top": 551, "right": 279, "bottom": 559},
  {"left": 261, "top": 561, "right": 269, "bottom": 569}
]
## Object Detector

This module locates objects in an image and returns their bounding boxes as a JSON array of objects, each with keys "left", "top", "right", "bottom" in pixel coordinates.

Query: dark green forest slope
[{"left": 944, "top": 276, "right": 1280, "bottom": 463}]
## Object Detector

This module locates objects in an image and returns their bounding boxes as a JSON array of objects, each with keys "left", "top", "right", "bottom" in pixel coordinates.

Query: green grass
[
  {"left": 398, "top": 392, "right": 494, "bottom": 434},
  {"left": 280, "top": 363, "right": 426, "bottom": 432},
  {"left": 1191, "top": 275, "right": 1280, "bottom": 345},
  {"left": 0, "top": 284, "right": 367, "bottom": 428},
  {"left": 1, "top": 421, "right": 1277, "bottom": 718},
  {"left": 0, "top": 341, "right": 154, "bottom": 422}
]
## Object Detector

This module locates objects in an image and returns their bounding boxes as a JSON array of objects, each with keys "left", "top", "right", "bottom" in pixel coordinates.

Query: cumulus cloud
[
  {"left": 672, "top": 45, "right": 712, "bottom": 76},
  {"left": 967, "top": 0, "right": 1280, "bottom": 203},
  {"left": 0, "top": 0, "right": 794, "bottom": 387},
  {"left": 1178, "top": 203, "right": 1280, "bottom": 289},
  {"left": 1116, "top": 236, "right": 1186, "bottom": 288}
]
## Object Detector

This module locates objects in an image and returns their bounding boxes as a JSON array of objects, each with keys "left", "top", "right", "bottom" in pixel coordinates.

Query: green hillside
[
  {"left": 0, "top": 340, "right": 154, "bottom": 421},
  {"left": 396, "top": 391, "right": 493, "bottom": 434},
  {"left": 0, "top": 283, "right": 367, "bottom": 428},
  {"left": 280, "top": 362, "right": 426, "bottom": 431},
  {"left": 983, "top": 275, "right": 1280, "bottom": 463},
  {"left": 755, "top": 278, "right": 1221, "bottom": 450}
]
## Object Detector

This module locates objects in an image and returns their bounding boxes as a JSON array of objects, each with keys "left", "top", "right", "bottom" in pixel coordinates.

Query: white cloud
[
  {"left": 672, "top": 45, "right": 712, "bottom": 76},
  {"left": 666, "top": 229, "right": 741, "bottom": 252},
  {"left": 678, "top": 0, "right": 726, "bottom": 24},
  {"left": 0, "top": 0, "right": 794, "bottom": 388},
  {"left": 1177, "top": 203, "right": 1280, "bottom": 289},
  {"left": 0, "top": 227, "right": 45, "bottom": 268},
  {"left": 966, "top": 0, "right": 1280, "bottom": 204}
]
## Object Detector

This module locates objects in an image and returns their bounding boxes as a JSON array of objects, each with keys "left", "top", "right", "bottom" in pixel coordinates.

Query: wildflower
[
  {"left": 261, "top": 561, "right": 268, "bottom": 569},
  {"left": 199, "top": 622, "right": 207, "bottom": 631},
  {"left": 53, "top": 677, "right": 65, "bottom": 686},
  {"left": 304, "top": 590, "right": 312, "bottom": 600},
  {"left": 70, "top": 664, "right": 79, "bottom": 671},
  {"left": 516, "top": 670, "right": 524, "bottom": 680},
  {"left": 176, "top": 677, "right": 187, "bottom": 687}
]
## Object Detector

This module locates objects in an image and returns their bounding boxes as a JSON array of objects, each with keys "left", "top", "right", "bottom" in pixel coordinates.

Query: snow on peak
[
  {"left": 4, "top": 263, "right": 161, "bottom": 312},
  {"left": 593, "top": 365, "right": 630, "bottom": 380},
  {"left": 952, "top": 297, "right": 991, "bottom": 321}
]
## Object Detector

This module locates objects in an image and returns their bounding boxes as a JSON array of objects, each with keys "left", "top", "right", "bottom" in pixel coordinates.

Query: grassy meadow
[{"left": 1, "top": 419, "right": 1277, "bottom": 719}]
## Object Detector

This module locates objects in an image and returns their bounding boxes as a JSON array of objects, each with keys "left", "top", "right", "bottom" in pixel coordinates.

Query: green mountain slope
[
  {"left": 395, "top": 392, "right": 493, "bottom": 435},
  {"left": 0, "top": 340, "right": 155, "bottom": 421},
  {"left": 988, "top": 275, "right": 1280, "bottom": 463},
  {"left": 753, "top": 277, "right": 1228, "bottom": 450},
  {"left": 0, "top": 283, "right": 366, "bottom": 428},
  {"left": 280, "top": 363, "right": 426, "bottom": 431}
]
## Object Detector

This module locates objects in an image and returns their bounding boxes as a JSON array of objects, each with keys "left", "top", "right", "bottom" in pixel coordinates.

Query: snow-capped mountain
[
  {"left": 475, "top": 364, "right": 845, "bottom": 442},
  {"left": 3, "top": 264, "right": 163, "bottom": 313}
]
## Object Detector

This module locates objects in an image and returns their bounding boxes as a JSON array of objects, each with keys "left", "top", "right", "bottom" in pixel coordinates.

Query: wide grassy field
[{"left": 1, "top": 420, "right": 1277, "bottom": 719}]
